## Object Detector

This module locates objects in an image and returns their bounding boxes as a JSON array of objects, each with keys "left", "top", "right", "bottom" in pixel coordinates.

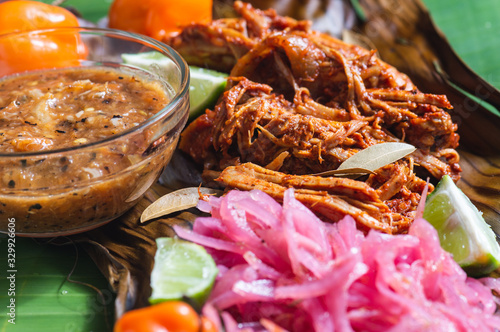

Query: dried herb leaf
[
  {"left": 337, "top": 142, "right": 416, "bottom": 172},
  {"left": 311, "top": 143, "right": 415, "bottom": 177},
  {"left": 141, "top": 187, "right": 222, "bottom": 223},
  {"left": 312, "top": 167, "right": 374, "bottom": 177}
]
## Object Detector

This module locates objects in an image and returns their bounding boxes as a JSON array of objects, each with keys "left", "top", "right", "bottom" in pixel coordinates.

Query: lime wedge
[
  {"left": 423, "top": 175, "right": 500, "bottom": 276},
  {"left": 122, "top": 52, "right": 227, "bottom": 120},
  {"left": 149, "top": 237, "right": 218, "bottom": 307},
  {"left": 189, "top": 66, "right": 227, "bottom": 120}
]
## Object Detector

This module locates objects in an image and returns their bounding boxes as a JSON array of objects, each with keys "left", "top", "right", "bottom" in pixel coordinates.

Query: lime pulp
[
  {"left": 150, "top": 237, "right": 218, "bottom": 307},
  {"left": 188, "top": 66, "right": 227, "bottom": 120},
  {"left": 423, "top": 175, "right": 500, "bottom": 276}
]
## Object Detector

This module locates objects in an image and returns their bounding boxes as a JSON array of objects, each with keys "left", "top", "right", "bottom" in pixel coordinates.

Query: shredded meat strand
[{"left": 216, "top": 163, "right": 399, "bottom": 233}]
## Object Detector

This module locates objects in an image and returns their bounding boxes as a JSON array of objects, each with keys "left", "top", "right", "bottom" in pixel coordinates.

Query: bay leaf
[
  {"left": 140, "top": 187, "right": 222, "bottom": 223},
  {"left": 336, "top": 142, "right": 416, "bottom": 172},
  {"left": 312, "top": 167, "right": 374, "bottom": 177}
]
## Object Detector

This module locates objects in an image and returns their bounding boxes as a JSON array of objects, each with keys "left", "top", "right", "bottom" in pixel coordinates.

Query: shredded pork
[{"left": 173, "top": 1, "right": 461, "bottom": 233}]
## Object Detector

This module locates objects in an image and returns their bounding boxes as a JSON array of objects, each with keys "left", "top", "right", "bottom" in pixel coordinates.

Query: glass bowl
[{"left": 0, "top": 27, "right": 189, "bottom": 236}]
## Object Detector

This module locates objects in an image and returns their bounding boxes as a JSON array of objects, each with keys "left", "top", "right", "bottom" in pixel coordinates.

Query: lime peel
[{"left": 423, "top": 175, "right": 500, "bottom": 276}]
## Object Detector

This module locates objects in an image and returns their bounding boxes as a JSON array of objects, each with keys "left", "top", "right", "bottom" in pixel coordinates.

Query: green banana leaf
[
  {"left": 0, "top": 237, "right": 114, "bottom": 331},
  {"left": 424, "top": 0, "right": 500, "bottom": 91}
]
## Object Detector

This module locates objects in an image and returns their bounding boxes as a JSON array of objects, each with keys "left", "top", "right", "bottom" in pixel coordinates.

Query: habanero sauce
[{"left": 0, "top": 67, "right": 176, "bottom": 235}]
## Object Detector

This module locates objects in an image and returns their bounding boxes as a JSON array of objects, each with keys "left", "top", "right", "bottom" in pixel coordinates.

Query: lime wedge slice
[
  {"left": 122, "top": 52, "right": 227, "bottom": 120},
  {"left": 423, "top": 175, "right": 500, "bottom": 276},
  {"left": 149, "top": 237, "right": 218, "bottom": 307},
  {"left": 189, "top": 66, "right": 227, "bottom": 120}
]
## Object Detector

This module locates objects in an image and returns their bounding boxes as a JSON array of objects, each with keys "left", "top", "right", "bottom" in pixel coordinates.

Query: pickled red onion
[{"left": 174, "top": 189, "right": 500, "bottom": 331}]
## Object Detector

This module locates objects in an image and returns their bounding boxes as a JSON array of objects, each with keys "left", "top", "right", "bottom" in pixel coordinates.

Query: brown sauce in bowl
[
  {"left": 0, "top": 67, "right": 183, "bottom": 235},
  {"left": 0, "top": 67, "right": 169, "bottom": 153}
]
